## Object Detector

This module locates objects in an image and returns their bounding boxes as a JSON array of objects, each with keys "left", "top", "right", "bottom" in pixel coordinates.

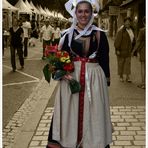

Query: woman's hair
[
  {"left": 142, "top": 16, "right": 145, "bottom": 24},
  {"left": 76, "top": 1, "right": 93, "bottom": 13}
]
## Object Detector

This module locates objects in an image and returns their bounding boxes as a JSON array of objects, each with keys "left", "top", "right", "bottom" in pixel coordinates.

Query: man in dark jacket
[
  {"left": 9, "top": 18, "right": 24, "bottom": 72},
  {"left": 114, "top": 17, "right": 135, "bottom": 82}
]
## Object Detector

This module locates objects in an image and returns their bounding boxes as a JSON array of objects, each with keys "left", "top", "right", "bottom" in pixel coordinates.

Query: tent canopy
[
  {"left": 3, "top": 0, "right": 18, "bottom": 11},
  {"left": 45, "top": 8, "right": 55, "bottom": 17},
  {"left": 15, "top": 0, "right": 32, "bottom": 14},
  {"left": 37, "top": 5, "right": 47, "bottom": 16},
  {"left": 25, "top": 0, "right": 34, "bottom": 12},
  {"left": 29, "top": 1, "right": 40, "bottom": 14}
]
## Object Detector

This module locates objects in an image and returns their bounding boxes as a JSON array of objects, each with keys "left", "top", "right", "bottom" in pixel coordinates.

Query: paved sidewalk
[{"left": 28, "top": 106, "right": 145, "bottom": 148}]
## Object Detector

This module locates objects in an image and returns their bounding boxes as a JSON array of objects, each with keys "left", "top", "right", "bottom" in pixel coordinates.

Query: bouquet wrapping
[{"left": 43, "top": 45, "right": 81, "bottom": 94}]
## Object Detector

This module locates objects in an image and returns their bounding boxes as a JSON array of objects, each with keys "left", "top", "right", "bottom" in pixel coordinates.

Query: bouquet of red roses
[{"left": 43, "top": 45, "right": 81, "bottom": 94}]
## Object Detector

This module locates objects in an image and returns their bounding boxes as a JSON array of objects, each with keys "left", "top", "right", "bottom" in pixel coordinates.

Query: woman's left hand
[{"left": 63, "top": 74, "right": 73, "bottom": 80}]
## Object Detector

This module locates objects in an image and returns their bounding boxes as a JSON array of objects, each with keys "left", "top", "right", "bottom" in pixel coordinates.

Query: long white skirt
[{"left": 52, "top": 61, "right": 112, "bottom": 148}]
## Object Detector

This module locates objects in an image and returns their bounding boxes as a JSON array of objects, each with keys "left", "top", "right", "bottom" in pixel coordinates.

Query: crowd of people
[{"left": 5, "top": 15, "right": 62, "bottom": 72}]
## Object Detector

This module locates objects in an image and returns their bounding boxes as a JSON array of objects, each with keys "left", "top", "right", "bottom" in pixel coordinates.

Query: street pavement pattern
[{"left": 28, "top": 106, "right": 145, "bottom": 148}]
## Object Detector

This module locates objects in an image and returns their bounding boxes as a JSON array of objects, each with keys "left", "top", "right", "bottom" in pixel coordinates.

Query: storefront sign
[{"left": 109, "top": 6, "right": 120, "bottom": 16}]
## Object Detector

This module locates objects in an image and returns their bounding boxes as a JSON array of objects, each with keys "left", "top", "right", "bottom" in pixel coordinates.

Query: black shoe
[
  {"left": 42, "top": 56, "right": 46, "bottom": 60},
  {"left": 126, "top": 77, "right": 132, "bottom": 83},
  {"left": 19, "top": 66, "right": 24, "bottom": 70},
  {"left": 137, "top": 84, "right": 145, "bottom": 89},
  {"left": 119, "top": 77, "right": 124, "bottom": 82},
  {"left": 12, "top": 68, "right": 16, "bottom": 72},
  {"left": 21, "top": 66, "right": 24, "bottom": 69}
]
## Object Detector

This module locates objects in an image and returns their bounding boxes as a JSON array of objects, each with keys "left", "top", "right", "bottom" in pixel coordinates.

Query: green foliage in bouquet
[
  {"left": 69, "top": 79, "right": 81, "bottom": 94},
  {"left": 43, "top": 64, "right": 51, "bottom": 83}
]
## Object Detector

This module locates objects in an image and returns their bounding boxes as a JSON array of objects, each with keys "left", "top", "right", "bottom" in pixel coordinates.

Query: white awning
[
  {"left": 29, "top": 1, "right": 40, "bottom": 14},
  {"left": 15, "top": 0, "right": 32, "bottom": 14},
  {"left": 3, "top": 0, "right": 18, "bottom": 11},
  {"left": 38, "top": 5, "right": 47, "bottom": 16}
]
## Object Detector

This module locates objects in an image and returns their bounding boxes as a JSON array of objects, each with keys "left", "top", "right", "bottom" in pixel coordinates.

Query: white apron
[{"left": 52, "top": 61, "right": 112, "bottom": 148}]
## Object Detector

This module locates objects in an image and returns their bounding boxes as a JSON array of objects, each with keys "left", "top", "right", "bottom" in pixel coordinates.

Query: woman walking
[{"left": 9, "top": 18, "right": 24, "bottom": 72}]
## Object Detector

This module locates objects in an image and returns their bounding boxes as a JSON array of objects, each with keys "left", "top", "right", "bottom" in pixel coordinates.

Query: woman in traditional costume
[{"left": 47, "top": 0, "right": 112, "bottom": 147}]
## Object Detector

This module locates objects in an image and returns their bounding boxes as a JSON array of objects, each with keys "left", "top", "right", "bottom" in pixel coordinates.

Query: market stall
[{"left": 3, "top": 0, "right": 19, "bottom": 51}]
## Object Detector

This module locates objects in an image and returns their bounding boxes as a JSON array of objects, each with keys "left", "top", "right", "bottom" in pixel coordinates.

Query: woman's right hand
[{"left": 48, "top": 64, "right": 55, "bottom": 72}]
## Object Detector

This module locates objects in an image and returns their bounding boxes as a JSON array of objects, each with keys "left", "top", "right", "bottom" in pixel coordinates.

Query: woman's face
[
  {"left": 76, "top": 2, "right": 92, "bottom": 27},
  {"left": 13, "top": 19, "right": 18, "bottom": 26},
  {"left": 124, "top": 20, "right": 131, "bottom": 29}
]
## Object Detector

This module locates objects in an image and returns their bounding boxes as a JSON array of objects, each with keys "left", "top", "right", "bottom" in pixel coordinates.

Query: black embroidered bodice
[
  {"left": 70, "top": 29, "right": 98, "bottom": 58},
  {"left": 61, "top": 29, "right": 110, "bottom": 78}
]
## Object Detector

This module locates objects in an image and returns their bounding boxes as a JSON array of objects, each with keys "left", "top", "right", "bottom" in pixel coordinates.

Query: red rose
[{"left": 63, "top": 63, "right": 74, "bottom": 72}]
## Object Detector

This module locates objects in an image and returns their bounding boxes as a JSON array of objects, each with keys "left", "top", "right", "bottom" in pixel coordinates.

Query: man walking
[
  {"left": 22, "top": 16, "right": 31, "bottom": 58},
  {"left": 9, "top": 18, "right": 24, "bottom": 72},
  {"left": 114, "top": 17, "right": 135, "bottom": 82},
  {"left": 52, "top": 22, "right": 61, "bottom": 46},
  {"left": 40, "top": 19, "right": 54, "bottom": 59}
]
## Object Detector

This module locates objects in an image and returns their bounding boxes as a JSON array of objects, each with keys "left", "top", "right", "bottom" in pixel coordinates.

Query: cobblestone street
[
  {"left": 28, "top": 106, "right": 145, "bottom": 148},
  {"left": 3, "top": 37, "right": 146, "bottom": 148}
]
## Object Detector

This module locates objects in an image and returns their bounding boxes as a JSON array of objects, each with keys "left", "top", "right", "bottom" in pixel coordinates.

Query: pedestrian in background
[
  {"left": 29, "top": 16, "right": 39, "bottom": 47},
  {"left": 22, "top": 16, "right": 31, "bottom": 58},
  {"left": 9, "top": 18, "right": 24, "bottom": 72},
  {"left": 100, "top": 20, "right": 105, "bottom": 29},
  {"left": 114, "top": 17, "right": 135, "bottom": 82},
  {"left": 132, "top": 17, "right": 145, "bottom": 89},
  {"left": 46, "top": 0, "right": 112, "bottom": 147},
  {"left": 52, "top": 22, "right": 61, "bottom": 46},
  {"left": 40, "top": 19, "right": 54, "bottom": 59}
]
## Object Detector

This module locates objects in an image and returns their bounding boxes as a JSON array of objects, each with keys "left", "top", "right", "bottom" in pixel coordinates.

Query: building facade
[{"left": 99, "top": 0, "right": 145, "bottom": 37}]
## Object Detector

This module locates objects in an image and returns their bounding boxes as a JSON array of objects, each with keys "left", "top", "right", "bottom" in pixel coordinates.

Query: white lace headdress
[
  {"left": 59, "top": 0, "right": 103, "bottom": 49},
  {"left": 65, "top": 0, "right": 100, "bottom": 17}
]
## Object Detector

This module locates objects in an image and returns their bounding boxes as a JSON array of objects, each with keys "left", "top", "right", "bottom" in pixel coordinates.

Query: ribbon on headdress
[{"left": 65, "top": 0, "right": 75, "bottom": 17}]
